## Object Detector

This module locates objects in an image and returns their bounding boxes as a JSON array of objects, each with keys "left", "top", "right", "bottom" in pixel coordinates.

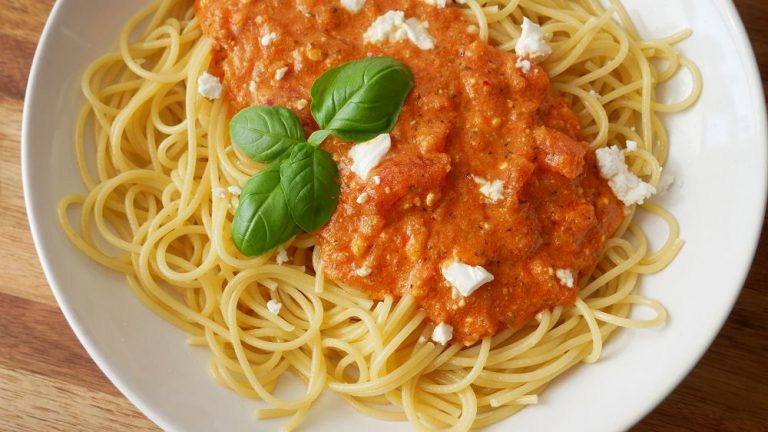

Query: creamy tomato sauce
[{"left": 197, "top": 0, "right": 623, "bottom": 345}]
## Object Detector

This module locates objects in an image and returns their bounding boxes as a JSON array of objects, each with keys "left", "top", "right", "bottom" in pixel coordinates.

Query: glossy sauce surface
[{"left": 197, "top": 0, "right": 623, "bottom": 345}]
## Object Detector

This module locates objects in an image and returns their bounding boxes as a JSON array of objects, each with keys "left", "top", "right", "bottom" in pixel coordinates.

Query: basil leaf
[
  {"left": 310, "top": 56, "right": 413, "bottom": 143},
  {"left": 280, "top": 143, "right": 340, "bottom": 232},
  {"left": 230, "top": 106, "right": 305, "bottom": 163},
  {"left": 231, "top": 164, "right": 299, "bottom": 256},
  {"left": 307, "top": 129, "right": 332, "bottom": 147}
]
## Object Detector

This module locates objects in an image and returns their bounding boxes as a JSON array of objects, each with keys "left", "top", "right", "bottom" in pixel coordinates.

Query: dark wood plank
[
  {"left": 0, "top": 291, "right": 122, "bottom": 397},
  {"left": 0, "top": 34, "right": 36, "bottom": 100}
]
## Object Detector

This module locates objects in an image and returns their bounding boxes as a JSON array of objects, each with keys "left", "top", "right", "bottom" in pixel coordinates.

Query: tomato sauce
[{"left": 196, "top": 0, "right": 624, "bottom": 345}]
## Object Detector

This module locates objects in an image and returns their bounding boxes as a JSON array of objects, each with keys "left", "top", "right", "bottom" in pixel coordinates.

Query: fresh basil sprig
[
  {"left": 280, "top": 143, "right": 340, "bottom": 232},
  {"left": 230, "top": 106, "right": 305, "bottom": 163},
  {"left": 310, "top": 57, "right": 413, "bottom": 144},
  {"left": 231, "top": 165, "right": 299, "bottom": 257},
  {"left": 229, "top": 56, "right": 414, "bottom": 256}
]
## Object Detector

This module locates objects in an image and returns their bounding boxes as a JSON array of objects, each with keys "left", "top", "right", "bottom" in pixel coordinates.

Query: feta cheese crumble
[
  {"left": 515, "top": 57, "right": 532, "bottom": 74},
  {"left": 588, "top": 89, "right": 600, "bottom": 98},
  {"left": 266, "top": 299, "right": 282, "bottom": 315},
  {"left": 626, "top": 140, "right": 638, "bottom": 151},
  {"left": 260, "top": 32, "right": 277, "bottom": 46},
  {"left": 356, "top": 192, "right": 369, "bottom": 204},
  {"left": 363, "top": 11, "right": 435, "bottom": 51},
  {"left": 423, "top": 0, "right": 449, "bottom": 7},
  {"left": 227, "top": 186, "right": 241, "bottom": 195},
  {"left": 275, "top": 247, "right": 290, "bottom": 265},
  {"left": 354, "top": 266, "right": 372, "bottom": 277},
  {"left": 555, "top": 268, "right": 574, "bottom": 288},
  {"left": 364, "top": 11, "right": 406, "bottom": 44},
  {"left": 291, "top": 49, "right": 304, "bottom": 71},
  {"left": 403, "top": 18, "right": 435, "bottom": 50},
  {"left": 274, "top": 67, "right": 288, "bottom": 80},
  {"left": 441, "top": 261, "right": 495, "bottom": 297},
  {"left": 197, "top": 72, "right": 222, "bottom": 100},
  {"left": 431, "top": 322, "right": 454, "bottom": 345},
  {"left": 340, "top": 0, "right": 366, "bottom": 13},
  {"left": 596, "top": 145, "right": 656, "bottom": 206},
  {"left": 472, "top": 176, "right": 505, "bottom": 202},
  {"left": 373, "top": 176, "right": 382, "bottom": 185},
  {"left": 349, "top": 133, "right": 391, "bottom": 180},
  {"left": 515, "top": 17, "right": 552, "bottom": 62},
  {"left": 211, "top": 187, "right": 226, "bottom": 198}
]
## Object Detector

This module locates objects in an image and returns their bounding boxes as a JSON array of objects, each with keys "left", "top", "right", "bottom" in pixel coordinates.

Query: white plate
[{"left": 22, "top": 0, "right": 767, "bottom": 431}]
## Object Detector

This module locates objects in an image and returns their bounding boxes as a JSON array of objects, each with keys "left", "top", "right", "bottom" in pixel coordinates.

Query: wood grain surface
[{"left": 1, "top": 1, "right": 766, "bottom": 431}]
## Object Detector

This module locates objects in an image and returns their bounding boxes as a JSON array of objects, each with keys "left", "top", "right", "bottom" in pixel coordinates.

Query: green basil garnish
[
  {"left": 230, "top": 56, "right": 413, "bottom": 256},
  {"left": 230, "top": 106, "right": 305, "bottom": 163},
  {"left": 280, "top": 143, "right": 340, "bottom": 232},
  {"left": 307, "top": 129, "right": 332, "bottom": 147},
  {"left": 310, "top": 57, "right": 414, "bottom": 144},
  {"left": 231, "top": 164, "right": 299, "bottom": 257}
]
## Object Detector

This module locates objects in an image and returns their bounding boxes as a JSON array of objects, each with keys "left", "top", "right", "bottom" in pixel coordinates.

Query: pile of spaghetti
[{"left": 58, "top": 0, "right": 701, "bottom": 430}]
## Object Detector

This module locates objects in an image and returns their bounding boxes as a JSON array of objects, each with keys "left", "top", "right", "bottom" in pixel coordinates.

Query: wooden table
[{"left": 1, "top": 1, "right": 766, "bottom": 431}]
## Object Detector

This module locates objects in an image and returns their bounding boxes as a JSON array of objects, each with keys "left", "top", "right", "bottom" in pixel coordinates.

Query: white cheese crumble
[
  {"left": 227, "top": 186, "right": 241, "bottom": 195},
  {"left": 260, "top": 32, "right": 277, "bottom": 46},
  {"left": 354, "top": 266, "right": 372, "bottom": 277},
  {"left": 291, "top": 49, "right": 304, "bottom": 71},
  {"left": 373, "top": 176, "right": 382, "bottom": 185},
  {"left": 275, "top": 247, "right": 290, "bottom": 265},
  {"left": 555, "top": 268, "right": 574, "bottom": 288},
  {"left": 441, "top": 261, "right": 495, "bottom": 297},
  {"left": 626, "top": 140, "right": 638, "bottom": 151},
  {"left": 363, "top": 11, "right": 435, "bottom": 51},
  {"left": 431, "top": 322, "right": 454, "bottom": 345},
  {"left": 274, "top": 67, "right": 288, "bottom": 80},
  {"left": 403, "top": 18, "right": 435, "bottom": 50},
  {"left": 417, "top": 335, "right": 427, "bottom": 344},
  {"left": 211, "top": 187, "right": 226, "bottom": 198},
  {"left": 589, "top": 89, "right": 600, "bottom": 98},
  {"left": 364, "top": 11, "right": 406, "bottom": 44},
  {"left": 197, "top": 72, "right": 222, "bottom": 100},
  {"left": 515, "top": 57, "right": 532, "bottom": 74},
  {"left": 296, "top": 99, "right": 308, "bottom": 110},
  {"left": 356, "top": 192, "right": 369, "bottom": 204},
  {"left": 467, "top": 24, "right": 479, "bottom": 34},
  {"left": 340, "top": 0, "right": 366, "bottom": 13},
  {"left": 596, "top": 145, "right": 656, "bottom": 206},
  {"left": 515, "top": 17, "right": 552, "bottom": 62},
  {"left": 349, "top": 133, "right": 391, "bottom": 180},
  {"left": 266, "top": 299, "right": 282, "bottom": 315},
  {"left": 472, "top": 176, "right": 505, "bottom": 202},
  {"left": 423, "top": 0, "right": 449, "bottom": 7}
]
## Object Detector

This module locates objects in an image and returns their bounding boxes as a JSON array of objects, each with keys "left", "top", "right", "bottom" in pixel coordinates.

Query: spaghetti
[{"left": 58, "top": 0, "right": 702, "bottom": 430}]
